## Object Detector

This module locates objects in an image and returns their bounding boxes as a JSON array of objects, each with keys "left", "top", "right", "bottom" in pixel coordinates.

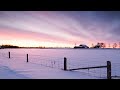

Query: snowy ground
[
  {"left": 0, "top": 56, "right": 97, "bottom": 79},
  {"left": 0, "top": 49, "right": 120, "bottom": 79}
]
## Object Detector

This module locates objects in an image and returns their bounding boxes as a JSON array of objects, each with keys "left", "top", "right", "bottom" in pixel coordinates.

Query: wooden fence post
[
  {"left": 64, "top": 57, "right": 67, "bottom": 71},
  {"left": 9, "top": 52, "right": 10, "bottom": 58},
  {"left": 107, "top": 61, "right": 111, "bottom": 79},
  {"left": 27, "top": 54, "right": 28, "bottom": 62}
]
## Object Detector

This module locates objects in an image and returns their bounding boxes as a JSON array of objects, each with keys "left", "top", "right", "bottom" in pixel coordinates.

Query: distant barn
[{"left": 74, "top": 44, "right": 89, "bottom": 49}]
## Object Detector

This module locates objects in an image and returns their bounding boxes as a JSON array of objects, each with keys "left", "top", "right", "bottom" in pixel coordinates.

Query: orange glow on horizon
[
  {"left": 0, "top": 40, "right": 74, "bottom": 48},
  {"left": 0, "top": 40, "right": 120, "bottom": 48}
]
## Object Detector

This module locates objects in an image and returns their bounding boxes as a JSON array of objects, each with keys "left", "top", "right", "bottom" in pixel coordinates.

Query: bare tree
[
  {"left": 113, "top": 43, "right": 117, "bottom": 48},
  {"left": 119, "top": 42, "right": 120, "bottom": 48},
  {"left": 108, "top": 43, "right": 111, "bottom": 48}
]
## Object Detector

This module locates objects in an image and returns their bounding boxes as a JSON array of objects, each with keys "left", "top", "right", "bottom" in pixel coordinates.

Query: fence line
[{"left": 1, "top": 51, "right": 120, "bottom": 79}]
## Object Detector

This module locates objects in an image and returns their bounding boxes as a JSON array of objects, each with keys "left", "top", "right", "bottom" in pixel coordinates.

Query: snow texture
[{"left": 0, "top": 49, "right": 120, "bottom": 79}]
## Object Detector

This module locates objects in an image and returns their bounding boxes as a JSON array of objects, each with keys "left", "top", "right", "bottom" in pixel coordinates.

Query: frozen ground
[{"left": 0, "top": 49, "right": 120, "bottom": 79}]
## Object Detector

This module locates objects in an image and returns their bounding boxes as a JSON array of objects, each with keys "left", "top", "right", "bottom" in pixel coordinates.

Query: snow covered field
[{"left": 0, "top": 48, "right": 120, "bottom": 79}]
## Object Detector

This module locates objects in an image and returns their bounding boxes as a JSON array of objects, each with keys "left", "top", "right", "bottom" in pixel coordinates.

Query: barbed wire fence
[
  {"left": 0, "top": 51, "right": 120, "bottom": 79},
  {"left": 67, "top": 61, "right": 107, "bottom": 79}
]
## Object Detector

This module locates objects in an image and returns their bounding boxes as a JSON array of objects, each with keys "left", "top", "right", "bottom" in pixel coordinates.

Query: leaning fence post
[
  {"left": 9, "top": 52, "right": 10, "bottom": 58},
  {"left": 107, "top": 61, "right": 111, "bottom": 79},
  {"left": 64, "top": 57, "right": 67, "bottom": 71},
  {"left": 27, "top": 54, "right": 28, "bottom": 62}
]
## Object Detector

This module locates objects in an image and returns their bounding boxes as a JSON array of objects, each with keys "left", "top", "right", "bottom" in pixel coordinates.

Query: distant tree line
[
  {"left": 0, "top": 45, "right": 19, "bottom": 48},
  {"left": 91, "top": 42, "right": 120, "bottom": 48},
  {"left": 74, "top": 42, "right": 120, "bottom": 49}
]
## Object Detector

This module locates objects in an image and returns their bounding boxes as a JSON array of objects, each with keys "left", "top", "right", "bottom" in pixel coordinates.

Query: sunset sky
[{"left": 0, "top": 11, "right": 120, "bottom": 47}]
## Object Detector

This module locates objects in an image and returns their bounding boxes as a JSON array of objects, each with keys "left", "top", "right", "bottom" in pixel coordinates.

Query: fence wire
[{"left": 0, "top": 51, "right": 120, "bottom": 79}]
